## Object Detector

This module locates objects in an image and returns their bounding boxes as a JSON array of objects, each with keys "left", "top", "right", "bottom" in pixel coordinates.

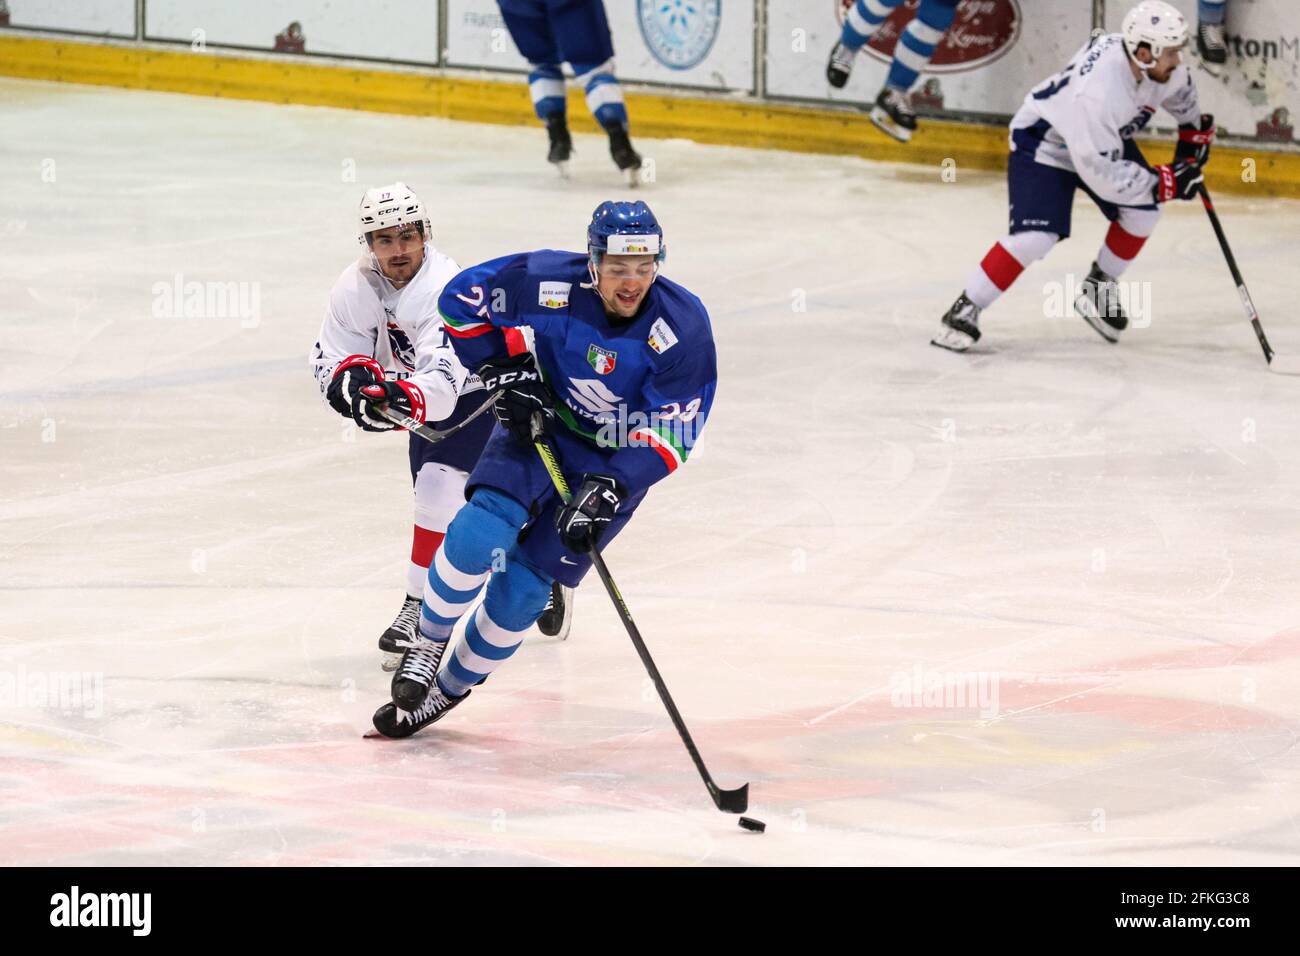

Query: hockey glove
[
  {"left": 1152, "top": 157, "right": 1205, "bottom": 203},
  {"left": 477, "top": 352, "right": 556, "bottom": 444},
  {"left": 1174, "top": 113, "right": 1215, "bottom": 167},
  {"left": 556, "top": 475, "right": 625, "bottom": 553},
  {"left": 327, "top": 355, "right": 384, "bottom": 419},
  {"left": 354, "top": 380, "right": 424, "bottom": 433}
]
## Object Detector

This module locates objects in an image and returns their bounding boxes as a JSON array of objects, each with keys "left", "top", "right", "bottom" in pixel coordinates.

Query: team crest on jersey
[
  {"left": 386, "top": 320, "right": 416, "bottom": 371},
  {"left": 587, "top": 344, "right": 617, "bottom": 375},
  {"left": 539, "top": 281, "right": 571, "bottom": 309}
]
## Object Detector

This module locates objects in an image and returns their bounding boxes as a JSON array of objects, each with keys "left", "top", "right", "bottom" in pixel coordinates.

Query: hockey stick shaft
[
  {"left": 533, "top": 435, "right": 749, "bottom": 815},
  {"left": 1198, "top": 184, "right": 1275, "bottom": 364},
  {"left": 366, "top": 389, "right": 497, "bottom": 442}
]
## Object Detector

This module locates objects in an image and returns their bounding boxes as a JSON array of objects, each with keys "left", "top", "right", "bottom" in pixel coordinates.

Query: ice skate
[
  {"left": 826, "top": 42, "right": 856, "bottom": 89},
  {"left": 930, "top": 292, "right": 982, "bottom": 352},
  {"left": 371, "top": 687, "right": 470, "bottom": 739},
  {"left": 1196, "top": 22, "right": 1226, "bottom": 70},
  {"left": 378, "top": 594, "right": 420, "bottom": 672},
  {"left": 1074, "top": 261, "right": 1128, "bottom": 343},
  {"left": 869, "top": 86, "right": 918, "bottom": 143},
  {"left": 547, "top": 113, "right": 573, "bottom": 178},
  {"left": 535, "top": 581, "right": 573, "bottom": 640},
  {"left": 390, "top": 635, "right": 447, "bottom": 710},
  {"left": 605, "top": 122, "right": 642, "bottom": 187}
]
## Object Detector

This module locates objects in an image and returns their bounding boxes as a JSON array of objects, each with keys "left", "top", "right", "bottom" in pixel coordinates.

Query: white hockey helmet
[
  {"left": 357, "top": 182, "right": 432, "bottom": 246},
  {"left": 1121, "top": 1, "right": 1189, "bottom": 66}
]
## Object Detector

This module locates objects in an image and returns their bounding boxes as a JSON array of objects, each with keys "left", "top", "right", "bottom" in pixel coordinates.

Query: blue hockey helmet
[{"left": 587, "top": 200, "right": 666, "bottom": 264}]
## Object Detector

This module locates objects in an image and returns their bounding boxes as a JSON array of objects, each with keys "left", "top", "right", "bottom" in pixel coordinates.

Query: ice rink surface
[{"left": 3, "top": 77, "right": 1300, "bottom": 866}]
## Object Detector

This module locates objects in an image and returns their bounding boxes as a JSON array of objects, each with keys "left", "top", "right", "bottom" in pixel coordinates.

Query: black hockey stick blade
[{"left": 711, "top": 780, "right": 749, "bottom": 814}]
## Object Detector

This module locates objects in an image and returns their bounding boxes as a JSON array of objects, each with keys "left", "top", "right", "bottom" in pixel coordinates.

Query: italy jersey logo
[{"left": 587, "top": 344, "right": 617, "bottom": 375}]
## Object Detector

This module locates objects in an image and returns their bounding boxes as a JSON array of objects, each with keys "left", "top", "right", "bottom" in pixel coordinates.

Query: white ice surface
[{"left": 2, "top": 77, "right": 1300, "bottom": 866}]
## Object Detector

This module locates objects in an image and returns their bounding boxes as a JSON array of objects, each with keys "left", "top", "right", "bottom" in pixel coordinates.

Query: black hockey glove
[
  {"left": 354, "top": 380, "right": 423, "bottom": 433},
  {"left": 556, "top": 475, "right": 624, "bottom": 553},
  {"left": 327, "top": 355, "right": 383, "bottom": 419},
  {"left": 1152, "top": 157, "right": 1205, "bottom": 203},
  {"left": 1174, "top": 113, "right": 1215, "bottom": 166},
  {"left": 477, "top": 352, "right": 556, "bottom": 444}
]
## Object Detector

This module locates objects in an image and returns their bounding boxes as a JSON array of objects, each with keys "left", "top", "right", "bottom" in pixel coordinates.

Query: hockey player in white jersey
[
  {"left": 932, "top": 1, "right": 1215, "bottom": 353},
  {"left": 309, "top": 183, "right": 573, "bottom": 669}
]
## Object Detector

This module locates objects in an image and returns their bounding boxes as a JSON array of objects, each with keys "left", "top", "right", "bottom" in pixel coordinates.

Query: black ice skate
[
  {"left": 390, "top": 636, "right": 447, "bottom": 710},
  {"left": 378, "top": 594, "right": 420, "bottom": 672},
  {"left": 931, "top": 292, "right": 982, "bottom": 352},
  {"left": 1074, "top": 261, "right": 1128, "bottom": 343},
  {"left": 371, "top": 687, "right": 470, "bottom": 739},
  {"left": 826, "top": 42, "right": 856, "bottom": 89},
  {"left": 869, "top": 86, "right": 918, "bottom": 143},
  {"left": 604, "top": 122, "right": 643, "bottom": 186},
  {"left": 1196, "top": 22, "right": 1227, "bottom": 68},
  {"left": 535, "top": 581, "right": 573, "bottom": 640},
  {"left": 547, "top": 113, "right": 573, "bottom": 177}
]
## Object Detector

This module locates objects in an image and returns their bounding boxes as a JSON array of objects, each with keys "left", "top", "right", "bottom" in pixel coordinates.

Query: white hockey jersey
[
  {"left": 309, "top": 242, "right": 480, "bottom": 423},
  {"left": 1009, "top": 33, "right": 1200, "bottom": 207}
]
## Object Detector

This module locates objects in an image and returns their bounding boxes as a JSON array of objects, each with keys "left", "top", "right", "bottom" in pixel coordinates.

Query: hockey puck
[{"left": 738, "top": 816, "right": 766, "bottom": 833}]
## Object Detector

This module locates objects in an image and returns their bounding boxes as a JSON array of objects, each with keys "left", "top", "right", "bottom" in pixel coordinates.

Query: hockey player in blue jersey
[
  {"left": 497, "top": 0, "right": 642, "bottom": 182},
  {"left": 827, "top": 0, "right": 962, "bottom": 142},
  {"left": 371, "top": 200, "right": 716, "bottom": 737}
]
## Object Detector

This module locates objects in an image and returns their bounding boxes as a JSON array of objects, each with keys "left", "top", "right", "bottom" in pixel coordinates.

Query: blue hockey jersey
[{"left": 438, "top": 250, "right": 716, "bottom": 496}]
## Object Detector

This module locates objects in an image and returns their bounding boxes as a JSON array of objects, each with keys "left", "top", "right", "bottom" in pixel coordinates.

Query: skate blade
[
  {"left": 552, "top": 160, "right": 571, "bottom": 180},
  {"left": 380, "top": 651, "right": 401, "bottom": 673},
  {"left": 869, "top": 107, "right": 913, "bottom": 143},
  {"left": 554, "top": 585, "right": 574, "bottom": 641},
  {"left": 930, "top": 327, "right": 974, "bottom": 352},
  {"left": 1074, "top": 296, "right": 1121, "bottom": 343},
  {"left": 623, "top": 166, "right": 641, "bottom": 188}
]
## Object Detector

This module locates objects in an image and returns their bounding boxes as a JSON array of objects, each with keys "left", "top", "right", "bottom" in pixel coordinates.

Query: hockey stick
[
  {"left": 1198, "top": 184, "right": 1300, "bottom": 375},
  {"left": 362, "top": 387, "right": 498, "bottom": 441},
  {"left": 532, "top": 430, "right": 750, "bottom": 815}
]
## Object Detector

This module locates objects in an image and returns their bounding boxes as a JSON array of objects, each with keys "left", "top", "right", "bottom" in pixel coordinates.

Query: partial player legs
[
  {"left": 885, "top": 0, "right": 959, "bottom": 93},
  {"left": 380, "top": 465, "right": 467, "bottom": 671},
  {"left": 387, "top": 487, "right": 524, "bottom": 711},
  {"left": 932, "top": 230, "right": 1058, "bottom": 352},
  {"left": 827, "top": 0, "right": 902, "bottom": 88},
  {"left": 1076, "top": 206, "right": 1161, "bottom": 343},
  {"left": 437, "top": 555, "right": 551, "bottom": 698},
  {"left": 840, "top": 0, "right": 902, "bottom": 51}
]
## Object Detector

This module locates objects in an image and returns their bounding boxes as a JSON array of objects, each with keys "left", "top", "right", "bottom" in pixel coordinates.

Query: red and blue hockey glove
[
  {"left": 1174, "top": 113, "right": 1215, "bottom": 166},
  {"left": 327, "top": 354, "right": 384, "bottom": 420},
  {"left": 354, "top": 380, "right": 424, "bottom": 433},
  {"left": 1152, "top": 157, "right": 1205, "bottom": 203}
]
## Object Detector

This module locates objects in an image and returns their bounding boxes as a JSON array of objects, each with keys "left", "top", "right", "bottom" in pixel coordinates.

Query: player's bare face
[
  {"left": 370, "top": 225, "right": 425, "bottom": 287},
  {"left": 596, "top": 254, "right": 657, "bottom": 319},
  {"left": 1144, "top": 45, "right": 1183, "bottom": 83}
]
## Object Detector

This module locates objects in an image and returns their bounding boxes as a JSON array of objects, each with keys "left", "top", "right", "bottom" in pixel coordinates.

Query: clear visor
[{"left": 592, "top": 255, "right": 660, "bottom": 281}]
